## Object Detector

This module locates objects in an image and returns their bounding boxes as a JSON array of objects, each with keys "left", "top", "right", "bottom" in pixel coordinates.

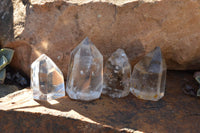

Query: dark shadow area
[
  {"left": 5, "top": 66, "right": 30, "bottom": 89},
  {"left": 0, "top": 84, "right": 18, "bottom": 98},
  {"left": 0, "top": 0, "right": 14, "bottom": 47}
]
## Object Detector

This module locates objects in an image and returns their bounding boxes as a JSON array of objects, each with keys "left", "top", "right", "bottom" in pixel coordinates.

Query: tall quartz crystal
[
  {"left": 66, "top": 37, "right": 103, "bottom": 101},
  {"left": 103, "top": 49, "right": 131, "bottom": 98},
  {"left": 31, "top": 54, "right": 65, "bottom": 101},
  {"left": 130, "top": 47, "right": 167, "bottom": 101}
]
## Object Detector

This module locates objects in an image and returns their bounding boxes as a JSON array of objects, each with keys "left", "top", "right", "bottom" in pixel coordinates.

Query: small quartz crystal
[
  {"left": 66, "top": 37, "right": 103, "bottom": 101},
  {"left": 130, "top": 47, "right": 167, "bottom": 101},
  {"left": 103, "top": 49, "right": 131, "bottom": 98},
  {"left": 31, "top": 54, "right": 65, "bottom": 101}
]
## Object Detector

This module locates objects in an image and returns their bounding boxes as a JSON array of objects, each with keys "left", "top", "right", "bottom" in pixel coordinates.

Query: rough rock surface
[
  {"left": 0, "top": 71, "right": 200, "bottom": 132},
  {"left": 0, "top": 0, "right": 14, "bottom": 45},
  {"left": 0, "top": 110, "right": 121, "bottom": 133},
  {"left": 1, "top": 0, "right": 200, "bottom": 77}
]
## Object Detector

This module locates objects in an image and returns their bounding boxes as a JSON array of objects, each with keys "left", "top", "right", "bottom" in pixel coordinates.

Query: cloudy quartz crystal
[
  {"left": 131, "top": 47, "right": 167, "bottom": 101},
  {"left": 66, "top": 37, "right": 103, "bottom": 101},
  {"left": 31, "top": 54, "right": 65, "bottom": 101},
  {"left": 103, "top": 49, "right": 131, "bottom": 98}
]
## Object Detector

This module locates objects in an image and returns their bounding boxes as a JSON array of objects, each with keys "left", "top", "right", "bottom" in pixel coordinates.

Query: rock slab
[
  {"left": 0, "top": 0, "right": 199, "bottom": 77},
  {"left": 0, "top": 71, "right": 200, "bottom": 133}
]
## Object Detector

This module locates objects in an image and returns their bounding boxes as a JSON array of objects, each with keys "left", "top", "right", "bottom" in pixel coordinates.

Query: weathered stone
[
  {"left": 6, "top": 41, "right": 32, "bottom": 76},
  {"left": 0, "top": 0, "right": 14, "bottom": 45},
  {"left": 0, "top": 71, "right": 200, "bottom": 133},
  {"left": 0, "top": 0, "right": 28, "bottom": 46},
  {"left": 2, "top": 0, "right": 200, "bottom": 77}
]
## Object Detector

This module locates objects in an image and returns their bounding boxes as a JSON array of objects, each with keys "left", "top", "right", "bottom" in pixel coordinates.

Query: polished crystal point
[
  {"left": 66, "top": 37, "right": 103, "bottom": 101},
  {"left": 130, "top": 47, "right": 167, "bottom": 101},
  {"left": 103, "top": 49, "right": 131, "bottom": 98},
  {"left": 31, "top": 54, "right": 65, "bottom": 101}
]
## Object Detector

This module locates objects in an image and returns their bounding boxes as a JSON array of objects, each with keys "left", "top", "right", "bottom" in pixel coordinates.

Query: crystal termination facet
[
  {"left": 66, "top": 37, "right": 103, "bottom": 101},
  {"left": 103, "top": 49, "right": 131, "bottom": 98},
  {"left": 130, "top": 47, "right": 167, "bottom": 101},
  {"left": 31, "top": 54, "right": 65, "bottom": 101}
]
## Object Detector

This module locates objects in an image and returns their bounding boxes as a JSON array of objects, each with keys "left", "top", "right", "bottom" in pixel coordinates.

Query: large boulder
[{"left": 3, "top": 0, "right": 200, "bottom": 77}]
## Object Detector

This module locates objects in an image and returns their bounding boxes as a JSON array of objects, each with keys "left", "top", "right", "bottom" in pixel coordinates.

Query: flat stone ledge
[{"left": 0, "top": 71, "right": 200, "bottom": 132}]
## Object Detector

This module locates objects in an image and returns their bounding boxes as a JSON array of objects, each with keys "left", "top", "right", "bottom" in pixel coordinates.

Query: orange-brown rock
[
  {"left": 4, "top": 0, "right": 200, "bottom": 77},
  {"left": 6, "top": 41, "right": 32, "bottom": 76},
  {"left": 0, "top": 71, "right": 200, "bottom": 132}
]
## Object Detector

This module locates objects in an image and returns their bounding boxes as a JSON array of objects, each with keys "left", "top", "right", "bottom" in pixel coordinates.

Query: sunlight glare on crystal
[{"left": 31, "top": 54, "right": 65, "bottom": 101}]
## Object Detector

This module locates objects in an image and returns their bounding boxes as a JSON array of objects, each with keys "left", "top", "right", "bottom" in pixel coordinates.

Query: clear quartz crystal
[
  {"left": 66, "top": 37, "right": 103, "bottom": 101},
  {"left": 31, "top": 54, "right": 65, "bottom": 101},
  {"left": 130, "top": 47, "right": 167, "bottom": 101},
  {"left": 103, "top": 49, "right": 131, "bottom": 98}
]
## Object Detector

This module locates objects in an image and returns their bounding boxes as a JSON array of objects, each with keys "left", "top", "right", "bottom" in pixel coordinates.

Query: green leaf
[
  {"left": 197, "top": 89, "right": 200, "bottom": 97},
  {"left": 0, "top": 69, "right": 6, "bottom": 84},
  {"left": 195, "top": 76, "right": 200, "bottom": 84},
  {"left": 0, "top": 56, "right": 8, "bottom": 71},
  {"left": 0, "top": 48, "right": 14, "bottom": 64}
]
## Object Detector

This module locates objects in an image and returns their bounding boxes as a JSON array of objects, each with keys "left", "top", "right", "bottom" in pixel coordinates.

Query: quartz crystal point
[
  {"left": 66, "top": 37, "right": 103, "bottom": 101},
  {"left": 31, "top": 54, "right": 65, "bottom": 101},
  {"left": 130, "top": 47, "right": 167, "bottom": 101},
  {"left": 103, "top": 49, "right": 131, "bottom": 98}
]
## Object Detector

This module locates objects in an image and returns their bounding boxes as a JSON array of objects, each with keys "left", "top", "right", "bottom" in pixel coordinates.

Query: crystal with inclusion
[
  {"left": 66, "top": 37, "right": 103, "bottom": 101},
  {"left": 130, "top": 47, "right": 167, "bottom": 101},
  {"left": 31, "top": 54, "right": 65, "bottom": 101},
  {"left": 103, "top": 49, "right": 131, "bottom": 98}
]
